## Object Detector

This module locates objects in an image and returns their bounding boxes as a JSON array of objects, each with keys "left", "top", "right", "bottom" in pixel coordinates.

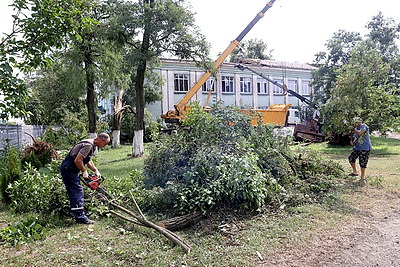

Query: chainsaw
[{"left": 80, "top": 173, "right": 112, "bottom": 200}]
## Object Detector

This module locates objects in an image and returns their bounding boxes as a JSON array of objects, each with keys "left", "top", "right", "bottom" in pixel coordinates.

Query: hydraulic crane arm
[
  {"left": 235, "top": 64, "right": 318, "bottom": 109},
  {"left": 161, "top": 1, "right": 277, "bottom": 123}
]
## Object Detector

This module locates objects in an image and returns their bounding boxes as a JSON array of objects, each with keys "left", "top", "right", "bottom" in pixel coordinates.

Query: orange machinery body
[{"left": 241, "top": 104, "right": 291, "bottom": 127}]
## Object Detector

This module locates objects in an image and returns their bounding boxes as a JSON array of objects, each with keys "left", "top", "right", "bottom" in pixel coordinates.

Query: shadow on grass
[
  {"left": 311, "top": 136, "right": 400, "bottom": 158},
  {"left": 103, "top": 157, "right": 133, "bottom": 164}
]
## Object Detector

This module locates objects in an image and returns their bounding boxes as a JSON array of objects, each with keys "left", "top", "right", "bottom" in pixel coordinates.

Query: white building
[{"left": 147, "top": 58, "right": 317, "bottom": 121}]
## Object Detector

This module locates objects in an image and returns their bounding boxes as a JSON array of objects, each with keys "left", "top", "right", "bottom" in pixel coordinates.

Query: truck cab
[{"left": 287, "top": 108, "right": 301, "bottom": 125}]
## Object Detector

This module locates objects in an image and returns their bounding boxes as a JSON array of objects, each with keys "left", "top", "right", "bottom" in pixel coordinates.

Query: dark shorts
[{"left": 348, "top": 149, "right": 370, "bottom": 168}]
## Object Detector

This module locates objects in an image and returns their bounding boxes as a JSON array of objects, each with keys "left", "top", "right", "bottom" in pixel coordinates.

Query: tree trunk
[
  {"left": 84, "top": 49, "right": 97, "bottom": 136},
  {"left": 112, "top": 84, "right": 124, "bottom": 148},
  {"left": 131, "top": 0, "right": 153, "bottom": 158},
  {"left": 132, "top": 129, "right": 144, "bottom": 157},
  {"left": 112, "top": 130, "right": 121, "bottom": 148}
]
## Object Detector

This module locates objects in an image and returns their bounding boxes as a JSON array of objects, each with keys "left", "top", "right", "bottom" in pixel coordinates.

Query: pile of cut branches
[{"left": 22, "top": 133, "right": 60, "bottom": 159}]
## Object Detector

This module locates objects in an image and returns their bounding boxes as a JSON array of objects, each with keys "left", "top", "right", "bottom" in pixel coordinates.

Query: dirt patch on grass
[{"left": 261, "top": 179, "right": 400, "bottom": 266}]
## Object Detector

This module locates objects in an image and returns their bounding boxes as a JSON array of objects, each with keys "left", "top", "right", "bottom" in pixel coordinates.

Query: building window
[
  {"left": 273, "top": 79, "right": 284, "bottom": 94},
  {"left": 287, "top": 79, "right": 298, "bottom": 92},
  {"left": 202, "top": 77, "right": 215, "bottom": 93},
  {"left": 301, "top": 80, "right": 311, "bottom": 95},
  {"left": 240, "top": 77, "right": 252, "bottom": 94},
  {"left": 257, "top": 78, "right": 268, "bottom": 94},
  {"left": 174, "top": 74, "right": 189, "bottom": 92},
  {"left": 221, "top": 76, "right": 234, "bottom": 93}
]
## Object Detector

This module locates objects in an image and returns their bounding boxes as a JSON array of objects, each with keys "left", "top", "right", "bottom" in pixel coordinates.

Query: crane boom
[
  {"left": 235, "top": 64, "right": 318, "bottom": 109},
  {"left": 161, "top": 1, "right": 277, "bottom": 123}
]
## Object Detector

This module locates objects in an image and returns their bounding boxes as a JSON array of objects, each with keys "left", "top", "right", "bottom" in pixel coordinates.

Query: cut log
[{"left": 157, "top": 212, "right": 203, "bottom": 231}]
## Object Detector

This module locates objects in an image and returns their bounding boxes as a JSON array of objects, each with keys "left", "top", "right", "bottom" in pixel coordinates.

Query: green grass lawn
[
  {"left": 1, "top": 137, "right": 400, "bottom": 266},
  {"left": 95, "top": 145, "right": 147, "bottom": 179}
]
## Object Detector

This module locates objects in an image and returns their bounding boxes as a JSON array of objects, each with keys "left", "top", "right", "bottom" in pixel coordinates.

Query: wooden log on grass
[{"left": 156, "top": 212, "right": 203, "bottom": 231}]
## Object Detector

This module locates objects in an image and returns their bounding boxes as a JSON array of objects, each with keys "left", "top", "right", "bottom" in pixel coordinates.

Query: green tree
[
  {"left": 312, "top": 30, "right": 362, "bottom": 103},
  {"left": 24, "top": 62, "right": 86, "bottom": 126},
  {"left": 64, "top": 0, "right": 117, "bottom": 136},
  {"left": 229, "top": 38, "right": 273, "bottom": 62},
  {"left": 313, "top": 13, "right": 400, "bottom": 105},
  {"left": 0, "top": 0, "right": 93, "bottom": 120},
  {"left": 322, "top": 42, "right": 400, "bottom": 135},
  {"left": 117, "top": 0, "right": 210, "bottom": 157},
  {"left": 366, "top": 12, "right": 400, "bottom": 87}
]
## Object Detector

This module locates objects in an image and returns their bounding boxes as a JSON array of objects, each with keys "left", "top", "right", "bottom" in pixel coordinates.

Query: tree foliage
[
  {"left": 366, "top": 12, "right": 400, "bottom": 87},
  {"left": 0, "top": 0, "right": 94, "bottom": 120},
  {"left": 312, "top": 30, "right": 362, "bottom": 102},
  {"left": 322, "top": 42, "right": 400, "bottom": 135},
  {"left": 313, "top": 13, "right": 400, "bottom": 134},
  {"left": 144, "top": 104, "right": 345, "bottom": 215},
  {"left": 24, "top": 67, "right": 86, "bottom": 125},
  {"left": 230, "top": 38, "right": 273, "bottom": 62}
]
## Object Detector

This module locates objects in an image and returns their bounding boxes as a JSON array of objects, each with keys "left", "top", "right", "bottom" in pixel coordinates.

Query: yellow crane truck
[{"left": 161, "top": 1, "right": 278, "bottom": 123}]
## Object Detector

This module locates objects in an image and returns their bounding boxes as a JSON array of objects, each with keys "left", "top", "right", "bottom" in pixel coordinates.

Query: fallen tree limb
[
  {"left": 107, "top": 210, "right": 145, "bottom": 226},
  {"left": 94, "top": 190, "right": 192, "bottom": 253},
  {"left": 107, "top": 200, "right": 192, "bottom": 253}
]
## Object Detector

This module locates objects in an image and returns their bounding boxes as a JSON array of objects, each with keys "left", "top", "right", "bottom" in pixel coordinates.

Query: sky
[
  {"left": 189, "top": 0, "right": 400, "bottom": 63},
  {"left": 1, "top": 0, "right": 399, "bottom": 63}
]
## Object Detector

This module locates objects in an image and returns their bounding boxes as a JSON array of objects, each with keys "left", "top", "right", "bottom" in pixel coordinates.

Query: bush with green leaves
[
  {"left": 144, "top": 103, "right": 346, "bottom": 215},
  {"left": 0, "top": 145, "right": 22, "bottom": 204},
  {"left": 102, "top": 169, "right": 145, "bottom": 202},
  {"left": 0, "top": 216, "right": 46, "bottom": 246},
  {"left": 6, "top": 161, "right": 69, "bottom": 214},
  {"left": 41, "top": 126, "right": 87, "bottom": 150}
]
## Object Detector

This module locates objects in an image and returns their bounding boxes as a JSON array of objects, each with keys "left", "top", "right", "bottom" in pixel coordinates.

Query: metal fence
[{"left": 0, "top": 124, "right": 47, "bottom": 149}]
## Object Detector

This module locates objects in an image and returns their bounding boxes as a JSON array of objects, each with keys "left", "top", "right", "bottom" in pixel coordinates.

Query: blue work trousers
[{"left": 60, "top": 157, "right": 88, "bottom": 221}]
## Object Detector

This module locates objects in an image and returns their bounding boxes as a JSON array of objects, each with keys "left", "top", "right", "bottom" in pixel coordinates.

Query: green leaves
[
  {"left": 322, "top": 42, "right": 400, "bottom": 135},
  {"left": 230, "top": 38, "right": 274, "bottom": 62},
  {"left": 0, "top": 217, "right": 46, "bottom": 246},
  {"left": 143, "top": 104, "right": 345, "bottom": 215},
  {"left": 313, "top": 13, "right": 400, "bottom": 135},
  {"left": 6, "top": 162, "right": 69, "bottom": 214},
  {"left": 0, "top": 0, "right": 94, "bottom": 119}
]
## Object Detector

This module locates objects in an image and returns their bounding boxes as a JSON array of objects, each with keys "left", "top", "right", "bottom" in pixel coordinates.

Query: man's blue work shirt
[{"left": 353, "top": 123, "right": 372, "bottom": 151}]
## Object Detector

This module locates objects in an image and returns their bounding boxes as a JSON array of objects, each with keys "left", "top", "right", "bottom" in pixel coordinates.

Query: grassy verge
[
  {"left": 95, "top": 145, "right": 146, "bottom": 179},
  {"left": 1, "top": 137, "right": 400, "bottom": 266}
]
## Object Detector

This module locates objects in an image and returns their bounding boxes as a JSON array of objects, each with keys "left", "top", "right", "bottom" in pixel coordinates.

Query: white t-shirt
[{"left": 312, "top": 109, "right": 320, "bottom": 121}]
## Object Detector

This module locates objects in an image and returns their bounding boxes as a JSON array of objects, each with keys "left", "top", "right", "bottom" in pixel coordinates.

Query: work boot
[{"left": 76, "top": 218, "right": 95, "bottom": 224}]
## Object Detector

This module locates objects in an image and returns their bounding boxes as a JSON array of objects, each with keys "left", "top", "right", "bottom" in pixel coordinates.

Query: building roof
[
  {"left": 234, "top": 58, "right": 317, "bottom": 71},
  {"left": 160, "top": 57, "right": 317, "bottom": 71}
]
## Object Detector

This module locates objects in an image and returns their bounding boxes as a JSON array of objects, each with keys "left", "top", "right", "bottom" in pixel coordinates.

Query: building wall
[{"left": 147, "top": 59, "right": 317, "bottom": 121}]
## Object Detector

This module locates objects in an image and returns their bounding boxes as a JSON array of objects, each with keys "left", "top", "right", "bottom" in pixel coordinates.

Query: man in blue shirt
[{"left": 348, "top": 117, "right": 372, "bottom": 182}]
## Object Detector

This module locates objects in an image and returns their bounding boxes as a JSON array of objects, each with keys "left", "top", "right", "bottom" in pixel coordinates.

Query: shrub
[
  {"left": 0, "top": 216, "right": 47, "bottom": 246},
  {"left": 102, "top": 169, "right": 145, "bottom": 203},
  {"left": 21, "top": 139, "right": 60, "bottom": 170},
  {"left": 41, "top": 127, "right": 86, "bottom": 150},
  {"left": 0, "top": 145, "right": 22, "bottom": 204},
  {"left": 144, "top": 103, "right": 346, "bottom": 215},
  {"left": 6, "top": 161, "right": 69, "bottom": 214},
  {"left": 144, "top": 104, "right": 281, "bottom": 214},
  {"left": 144, "top": 121, "right": 160, "bottom": 143}
]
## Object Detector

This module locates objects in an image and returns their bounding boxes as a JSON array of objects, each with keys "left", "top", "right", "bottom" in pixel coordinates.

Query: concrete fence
[{"left": 0, "top": 124, "right": 47, "bottom": 150}]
